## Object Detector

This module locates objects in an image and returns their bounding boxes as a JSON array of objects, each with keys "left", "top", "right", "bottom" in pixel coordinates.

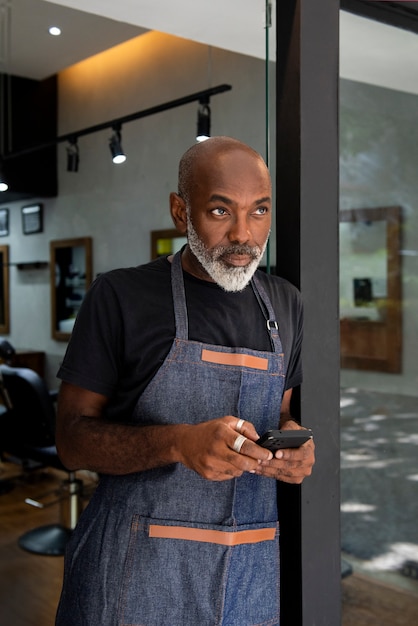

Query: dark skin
[{"left": 56, "top": 138, "right": 315, "bottom": 484}]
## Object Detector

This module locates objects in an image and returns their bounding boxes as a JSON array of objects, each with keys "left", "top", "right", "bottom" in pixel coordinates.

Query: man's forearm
[{"left": 56, "top": 415, "right": 190, "bottom": 475}]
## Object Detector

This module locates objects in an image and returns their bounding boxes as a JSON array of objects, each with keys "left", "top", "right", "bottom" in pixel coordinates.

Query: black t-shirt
[{"left": 58, "top": 256, "right": 303, "bottom": 422}]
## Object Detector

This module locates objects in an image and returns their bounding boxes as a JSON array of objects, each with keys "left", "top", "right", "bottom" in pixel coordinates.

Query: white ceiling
[
  {"left": 2, "top": 0, "right": 418, "bottom": 96},
  {"left": 42, "top": 0, "right": 273, "bottom": 61},
  {"left": 340, "top": 10, "right": 418, "bottom": 96},
  {"left": 2, "top": 0, "right": 148, "bottom": 80},
  {"left": 3, "top": 0, "right": 273, "bottom": 81}
]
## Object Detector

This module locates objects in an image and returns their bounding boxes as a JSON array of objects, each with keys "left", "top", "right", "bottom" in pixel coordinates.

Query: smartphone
[{"left": 256, "top": 429, "right": 313, "bottom": 452}]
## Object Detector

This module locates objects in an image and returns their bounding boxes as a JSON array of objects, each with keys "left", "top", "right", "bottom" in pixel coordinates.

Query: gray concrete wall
[{"left": 0, "top": 31, "right": 275, "bottom": 389}]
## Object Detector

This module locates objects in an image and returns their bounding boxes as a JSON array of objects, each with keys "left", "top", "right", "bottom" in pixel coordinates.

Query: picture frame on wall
[
  {"left": 22, "top": 203, "right": 43, "bottom": 235},
  {"left": 0, "top": 208, "right": 9, "bottom": 237}
]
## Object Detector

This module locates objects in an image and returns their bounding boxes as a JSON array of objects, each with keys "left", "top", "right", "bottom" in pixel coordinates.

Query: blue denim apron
[{"left": 56, "top": 252, "right": 285, "bottom": 626}]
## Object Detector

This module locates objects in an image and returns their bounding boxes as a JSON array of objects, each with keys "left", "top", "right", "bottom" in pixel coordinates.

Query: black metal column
[{"left": 275, "top": 1, "right": 341, "bottom": 624}]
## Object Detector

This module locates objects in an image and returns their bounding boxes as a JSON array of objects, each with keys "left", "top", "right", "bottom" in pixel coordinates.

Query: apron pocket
[
  {"left": 117, "top": 516, "right": 279, "bottom": 626},
  {"left": 222, "top": 523, "right": 280, "bottom": 626}
]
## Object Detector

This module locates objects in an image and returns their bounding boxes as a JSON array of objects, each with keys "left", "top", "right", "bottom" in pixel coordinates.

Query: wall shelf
[{"left": 15, "top": 261, "right": 49, "bottom": 270}]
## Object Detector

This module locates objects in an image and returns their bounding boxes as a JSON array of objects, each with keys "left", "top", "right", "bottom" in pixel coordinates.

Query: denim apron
[{"left": 56, "top": 252, "right": 286, "bottom": 626}]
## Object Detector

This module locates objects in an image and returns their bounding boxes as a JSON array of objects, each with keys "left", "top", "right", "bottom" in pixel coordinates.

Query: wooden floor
[
  {"left": 342, "top": 573, "right": 418, "bottom": 626},
  {"left": 0, "top": 466, "right": 65, "bottom": 626},
  {"left": 1, "top": 463, "right": 418, "bottom": 626}
]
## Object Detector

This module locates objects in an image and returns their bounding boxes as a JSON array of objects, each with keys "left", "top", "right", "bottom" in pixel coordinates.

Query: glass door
[{"left": 339, "top": 7, "right": 418, "bottom": 613}]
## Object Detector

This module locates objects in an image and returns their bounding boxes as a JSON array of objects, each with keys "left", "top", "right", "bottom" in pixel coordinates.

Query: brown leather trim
[
  {"left": 149, "top": 525, "right": 276, "bottom": 545},
  {"left": 201, "top": 349, "right": 268, "bottom": 371}
]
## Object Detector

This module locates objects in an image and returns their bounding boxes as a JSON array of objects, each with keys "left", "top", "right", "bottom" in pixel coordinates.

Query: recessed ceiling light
[{"left": 49, "top": 26, "right": 61, "bottom": 36}]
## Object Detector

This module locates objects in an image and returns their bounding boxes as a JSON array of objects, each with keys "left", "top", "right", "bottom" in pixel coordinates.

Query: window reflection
[
  {"left": 50, "top": 237, "right": 93, "bottom": 341},
  {"left": 339, "top": 206, "right": 402, "bottom": 373},
  {"left": 340, "top": 9, "right": 418, "bottom": 604}
]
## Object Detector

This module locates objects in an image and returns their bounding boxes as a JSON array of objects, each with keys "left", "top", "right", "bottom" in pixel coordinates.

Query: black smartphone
[{"left": 256, "top": 429, "right": 313, "bottom": 452}]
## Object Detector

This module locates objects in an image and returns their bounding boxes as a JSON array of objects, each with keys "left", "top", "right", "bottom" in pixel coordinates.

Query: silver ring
[
  {"left": 236, "top": 419, "right": 245, "bottom": 433},
  {"left": 233, "top": 434, "right": 247, "bottom": 454}
]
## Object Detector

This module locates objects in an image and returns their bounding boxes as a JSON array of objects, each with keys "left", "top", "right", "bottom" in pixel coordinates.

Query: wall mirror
[
  {"left": 151, "top": 229, "right": 187, "bottom": 260},
  {"left": 0, "top": 245, "right": 10, "bottom": 335},
  {"left": 340, "top": 206, "right": 402, "bottom": 372},
  {"left": 50, "top": 237, "right": 93, "bottom": 341}
]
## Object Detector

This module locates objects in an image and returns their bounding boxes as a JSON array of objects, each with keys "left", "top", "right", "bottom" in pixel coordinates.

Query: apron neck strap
[
  {"left": 251, "top": 273, "right": 282, "bottom": 353},
  {"left": 171, "top": 251, "right": 189, "bottom": 340}
]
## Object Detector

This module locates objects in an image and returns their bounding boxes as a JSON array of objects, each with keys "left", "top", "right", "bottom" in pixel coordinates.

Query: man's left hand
[{"left": 254, "top": 420, "right": 315, "bottom": 484}]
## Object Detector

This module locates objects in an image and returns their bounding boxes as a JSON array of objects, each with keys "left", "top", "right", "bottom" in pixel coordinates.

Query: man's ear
[{"left": 170, "top": 192, "right": 188, "bottom": 235}]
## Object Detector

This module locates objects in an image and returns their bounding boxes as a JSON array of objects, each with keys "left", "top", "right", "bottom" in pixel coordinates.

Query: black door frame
[
  {"left": 275, "top": 1, "right": 418, "bottom": 624},
  {"left": 275, "top": 2, "right": 341, "bottom": 624}
]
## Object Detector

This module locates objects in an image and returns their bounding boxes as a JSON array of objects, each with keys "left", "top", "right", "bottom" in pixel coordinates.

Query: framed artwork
[
  {"left": 22, "top": 203, "right": 43, "bottom": 235},
  {"left": 0, "top": 208, "right": 9, "bottom": 237},
  {"left": 50, "top": 237, "right": 93, "bottom": 341},
  {"left": 150, "top": 228, "right": 187, "bottom": 259}
]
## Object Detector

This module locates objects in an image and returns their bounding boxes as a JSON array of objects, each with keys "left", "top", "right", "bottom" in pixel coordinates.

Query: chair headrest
[{"left": 0, "top": 340, "right": 15, "bottom": 362}]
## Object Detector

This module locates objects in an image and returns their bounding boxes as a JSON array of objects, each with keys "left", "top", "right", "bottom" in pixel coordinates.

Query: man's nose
[{"left": 227, "top": 217, "right": 251, "bottom": 244}]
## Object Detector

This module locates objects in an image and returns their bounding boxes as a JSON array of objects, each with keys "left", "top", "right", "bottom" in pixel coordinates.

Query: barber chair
[{"left": 0, "top": 364, "right": 83, "bottom": 556}]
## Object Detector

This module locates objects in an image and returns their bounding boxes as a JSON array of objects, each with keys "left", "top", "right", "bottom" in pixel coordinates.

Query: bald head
[{"left": 177, "top": 136, "right": 270, "bottom": 204}]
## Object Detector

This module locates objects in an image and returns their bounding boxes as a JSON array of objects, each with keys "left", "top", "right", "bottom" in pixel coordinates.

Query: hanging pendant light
[
  {"left": 196, "top": 97, "right": 211, "bottom": 142},
  {"left": 109, "top": 125, "right": 126, "bottom": 164},
  {"left": 0, "top": 159, "right": 8, "bottom": 192},
  {"left": 66, "top": 137, "right": 79, "bottom": 172}
]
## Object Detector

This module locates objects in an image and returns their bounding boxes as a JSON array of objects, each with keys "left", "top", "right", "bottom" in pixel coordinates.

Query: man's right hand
[{"left": 175, "top": 416, "right": 273, "bottom": 481}]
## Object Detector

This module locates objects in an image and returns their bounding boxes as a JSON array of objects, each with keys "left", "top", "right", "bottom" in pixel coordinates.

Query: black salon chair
[{"left": 0, "top": 364, "right": 83, "bottom": 556}]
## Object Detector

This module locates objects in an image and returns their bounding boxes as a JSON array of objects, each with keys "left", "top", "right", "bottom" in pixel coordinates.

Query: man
[{"left": 55, "top": 136, "right": 315, "bottom": 626}]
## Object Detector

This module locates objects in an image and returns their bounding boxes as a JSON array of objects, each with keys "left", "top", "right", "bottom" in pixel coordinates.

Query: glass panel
[{"left": 340, "top": 9, "right": 418, "bottom": 613}]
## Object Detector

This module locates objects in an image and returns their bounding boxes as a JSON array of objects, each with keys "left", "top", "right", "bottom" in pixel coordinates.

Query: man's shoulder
[
  {"left": 83, "top": 257, "right": 173, "bottom": 314},
  {"left": 255, "top": 269, "right": 301, "bottom": 300},
  {"left": 96, "top": 256, "right": 171, "bottom": 288}
]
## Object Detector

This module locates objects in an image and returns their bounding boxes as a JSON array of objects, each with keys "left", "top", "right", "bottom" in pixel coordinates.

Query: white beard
[{"left": 186, "top": 215, "right": 268, "bottom": 292}]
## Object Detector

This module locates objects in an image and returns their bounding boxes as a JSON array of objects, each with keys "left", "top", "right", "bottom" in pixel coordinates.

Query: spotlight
[
  {"left": 66, "top": 138, "right": 79, "bottom": 172},
  {"left": 0, "top": 159, "right": 8, "bottom": 192},
  {"left": 196, "top": 97, "right": 211, "bottom": 142},
  {"left": 49, "top": 26, "right": 62, "bottom": 36},
  {"left": 109, "top": 126, "right": 126, "bottom": 164}
]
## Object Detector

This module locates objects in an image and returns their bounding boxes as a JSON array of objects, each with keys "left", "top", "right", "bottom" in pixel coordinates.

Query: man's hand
[
  {"left": 177, "top": 416, "right": 315, "bottom": 484},
  {"left": 251, "top": 420, "right": 315, "bottom": 484},
  {"left": 176, "top": 416, "right": 273, "bottom": 481}
]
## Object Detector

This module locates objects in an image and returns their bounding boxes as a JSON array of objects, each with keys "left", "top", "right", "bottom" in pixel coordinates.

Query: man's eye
[
  {"left": 211, "top": 208, "right": 228, "bottom": 216},
  {"left": 255, "top": 207, "right": 269, "bottom": 215}
]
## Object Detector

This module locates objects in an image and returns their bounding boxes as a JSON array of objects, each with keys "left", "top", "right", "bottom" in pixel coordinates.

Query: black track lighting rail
[{"left": 2, "top": 84, "right": 232, "bottom": 161}]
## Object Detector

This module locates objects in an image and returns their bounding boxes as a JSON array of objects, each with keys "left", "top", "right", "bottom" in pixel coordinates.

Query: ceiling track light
[
  {"left": 66, "top": 137, "right": 79, "bottom": 172},
  {"left": 109, "top": 125, "right": 126, "bottom": 164},
  {"left": 196, "top": 97, "right": 211, "bottom": 142},
  {"left": 1, "top": 86, "right": 232, "bottom": 175},
  {"left": 0, "top": 159, "right": 8, "bottom": 192}
]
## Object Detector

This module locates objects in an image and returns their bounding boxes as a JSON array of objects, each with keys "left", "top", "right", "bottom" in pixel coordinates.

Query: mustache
[{"left": 214, "top": 244, "right": 261, "bottom": 260}]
